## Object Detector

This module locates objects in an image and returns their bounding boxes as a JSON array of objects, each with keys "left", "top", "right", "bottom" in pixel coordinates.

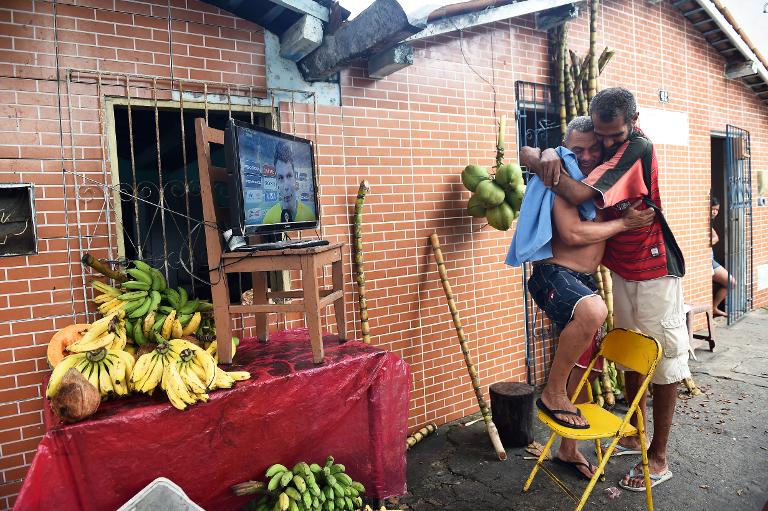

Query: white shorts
[{"left": 611, "top": 273, "right": 691, "bottom": 385}]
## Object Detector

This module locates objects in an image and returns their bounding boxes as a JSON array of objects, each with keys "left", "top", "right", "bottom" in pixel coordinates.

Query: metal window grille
[
  {"left": 724, "top": 124, "right": 753, "bottom": 324},
  {"left": 514, "top": 80, "right": 559, "bottom": 386}
]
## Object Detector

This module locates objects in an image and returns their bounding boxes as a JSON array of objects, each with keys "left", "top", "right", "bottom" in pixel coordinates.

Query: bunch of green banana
[
  {"left": 129, "top": 341, "right": 180, "bottom": 395},
  {"left": 46, "top": 347, "right": 135, "bottom": 400},
  {"left": 67, "top": 312, "right": 123, "bottom": 353},
  {"left": 240, "top": 457, "right": 366, "bottom": 511}
]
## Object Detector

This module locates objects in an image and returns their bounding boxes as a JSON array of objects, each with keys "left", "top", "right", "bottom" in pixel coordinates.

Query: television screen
[{"left": 225, "top": 119, "right": 319, "bottom": 236}]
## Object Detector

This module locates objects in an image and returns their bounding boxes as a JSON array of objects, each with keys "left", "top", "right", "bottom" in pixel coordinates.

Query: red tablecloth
[{"left": 15, "top": 330, "right": 409, "bottom": 511}]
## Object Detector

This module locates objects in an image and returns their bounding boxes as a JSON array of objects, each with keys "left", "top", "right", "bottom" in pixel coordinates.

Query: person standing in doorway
[{"left": 710, "top": 196, "right": 735, "bottom": 317}]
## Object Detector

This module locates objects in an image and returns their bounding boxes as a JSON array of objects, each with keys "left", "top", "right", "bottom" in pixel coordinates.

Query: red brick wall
[{"left": 0, "top": 0, "right": 767, "bottom": 507}]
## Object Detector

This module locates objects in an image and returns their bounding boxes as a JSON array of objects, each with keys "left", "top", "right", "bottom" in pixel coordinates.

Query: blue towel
[{"left": 506, "top": 147, "right": 596, "bottom": 266}]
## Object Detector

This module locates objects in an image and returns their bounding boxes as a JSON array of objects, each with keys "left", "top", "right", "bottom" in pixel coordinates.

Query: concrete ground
[{"left": 393, "top": 308, "right": 768, "bottom": 511}]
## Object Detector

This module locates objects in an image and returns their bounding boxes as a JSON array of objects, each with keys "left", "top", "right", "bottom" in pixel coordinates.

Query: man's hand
[
  {"left": 537, "top": 148, "right": 564, "bottom": 187},
  {"left": 621, "top": 200, "right": 655, "bottom": 230}
]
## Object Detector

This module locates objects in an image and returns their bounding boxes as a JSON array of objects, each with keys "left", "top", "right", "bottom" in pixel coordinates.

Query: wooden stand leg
[
  {"left": 332, "top": 259, "right": 347, "bottom": 341},
  {"left": 211, "top": 273, "right": 233, "bottom": 364},
  {"left": 301, "top": 256, "right": 324, "bottom": 364},
  {"left": 252, "top": 271, "right": 269, "bottom": 343}
]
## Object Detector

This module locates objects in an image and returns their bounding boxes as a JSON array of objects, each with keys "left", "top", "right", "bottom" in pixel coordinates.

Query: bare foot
[
  {"left": 539, "top": 390, "right": 588, "bottom": 427},
  {"left": 713, "top": 308, "right": 727, "bottom": 317}
]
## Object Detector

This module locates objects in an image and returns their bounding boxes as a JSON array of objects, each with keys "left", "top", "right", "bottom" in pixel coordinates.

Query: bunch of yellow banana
[
  {"left": 46, "top": 347, "right": 135, "bottom": 400},
  {"left": 67, "top": 312, "right": 123, "bottom": 354},
  {"left": 205, "top": 337, "right": 239, "bottom": 363},
  {"left": 129, "top": 341, "right": 180, "bottom": 395}
]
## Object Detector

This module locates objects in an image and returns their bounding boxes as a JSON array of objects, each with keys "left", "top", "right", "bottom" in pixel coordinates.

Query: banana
[
  {"left": 278, "top": 492, "right": 290, "bottom": 511},
  {"left": 117, "top": 290, "right": 148, "bottom": 301},
  {"left": 226, "top": 371, "right": 250, "bottom": 381},
  {"left": 46, "top": 353, "right": 87, "bottom": 398},
  {"left": 178, "top": 363, "right": 207, "bottom": 394},
  {"left": 325, "top": 455, "right": 335, "bottom": 468},
  {"left": 111, "top": 349, "right": 135, "bottom": 375},
  {"left": 302, "top": 491, "right": 312, "bottom": 509},
  {"left": 133, "top": 322, "right": 148, "bottom": 346},
  {"left": 92, "top": 280, "right": 121, "bottom": 297},
  {"left": 149, "top": 268, "right": 163, "bottom": 292},
  {"left": 193, "top": 348, "right": 216, "bottom": 386},
  {"left": 266, "top": 464, "right": 289, "bottom": 478},
  {"left": 177, "top": 287, "right": 188, "bottom": 308},
  {"left": 179, "top": 299, "right": 199, "bottom": 315},
  {"left": 165, "top": 288, "right": 180, "bottom": 308},
  {"left": 127, "top": 267, "right": 153, "bottom": 285},
  {"left": 110, "top": 323, "right": 127, "bottom": 351},
  {"left": 148, "top": 290, "right": 162, "bottom": 312},
  {"left": 153, "top": 313, "right": 167, "bottom": 333},
  {"left": 181, "top": 312, "right": 201, "bottom": 336},
  {"left": 97, "top": 360, "right": 114, "bottom": 398},
  {"left": 330, "top": 464, "right": 346, "bottom": 475},
  {"left": 292, "top": 475, "right": 307, "bottom": 493},
  {"left": 285, "top": 487, "right": 301, "bottom": 502},
  {"left": 162, "top": 363, "right": 197, "bottom": 408},
  {"left": 122, "top": 280, "right": 151, "bottom": 291},
  {"left": 158, "top": 305, "right": 175, "bottom": 315},
  {"left": 161, "top": 310, "right": 176, "bottom": 340},
  {"left": 98, "top": 298, "right": 124, "bottom": 315},
  {"left": 132, "top": 260, "right": 153, "bottom": 273},
  {"left": 93, "top": 293, "right": 115, "bottom": 304},
  {"left": 171, "top": 319, "right": 183, "bottom": 339},
  {"left": 130, "top": 352, "right": 157, "bottom": 392},
  {"left": 197, "top": 300, "right": 213, "bottom": 312},
  {"left": 128, "top": 296, "right": 153, "bottom": 319},
  {"left": 68, "top": 331, "right": 115, "bottom": 353},
  {"left": 268, "top": 472, "right": 285, "bottom": 492},
  {"left": 143, "top": 311, "right": 156, "bottom": 337},
  {"left": 139, "top": 355, "right": 164, "bottom": 393},
  {"left": 121, "top": 297, "right": 147, "bottom": 315},
  {"left": 350, "top": 481, "right": 364, "bottom": 493}
]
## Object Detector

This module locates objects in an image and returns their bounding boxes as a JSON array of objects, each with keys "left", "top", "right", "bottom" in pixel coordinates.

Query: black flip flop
[
  {"left": 536, "top": 398, "right": 589, "bottom": 429},
  {"left": 553, "top": 456, "right": 596, "bottom": 481}
]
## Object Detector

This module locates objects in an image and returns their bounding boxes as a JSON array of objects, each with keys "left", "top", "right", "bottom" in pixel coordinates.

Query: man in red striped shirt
[{"left": 525, "top": 88, "right": 688, "bottom": 492}]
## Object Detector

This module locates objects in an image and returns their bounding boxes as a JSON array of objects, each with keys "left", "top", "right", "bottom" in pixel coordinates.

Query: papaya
[
  {"left": 467, "top": 194, "right": 487, "bottom": 218},
  {"left": 461, "top": 165, "right": 489, "bottom": 192},
  {"left": 495, "top": 163, "right": 523, "bottom": 191},
  {"left": 47, "top": 324, "right": 89, "bottom": 368},
  {"left": 486, "top": 202, "right": 515, "bottom": 231},
  {"left": 475, "top": 179, "right": 505, "bottom": 208}
]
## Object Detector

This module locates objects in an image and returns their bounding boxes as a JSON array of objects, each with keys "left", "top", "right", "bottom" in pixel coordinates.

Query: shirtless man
[{"left": 518, "top": 116, "right": 655, "bottom": 478}]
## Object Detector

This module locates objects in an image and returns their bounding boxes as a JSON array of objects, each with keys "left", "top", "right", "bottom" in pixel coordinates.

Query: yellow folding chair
[{"left": 522, "top": 328, "right": 663, "bottom": 511}]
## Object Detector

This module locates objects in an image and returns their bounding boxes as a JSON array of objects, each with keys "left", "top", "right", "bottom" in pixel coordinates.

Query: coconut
[
  {"left": 505, "top": 187, "right": 525, "bottom": 213},
  {"left": 467, "top": 194, "right": 487, "bottom": 218},
  {"left": 486, "top": 202, "right": 515, "bottom": 231},
  {"left": 461, "top": 165, "right": 489, "bottom": 192},
  {"left": 475, "top": 180, "right": 506, "bottom": 208},
  {"left": 51, "top": 368, "right": 100, "bottom": 423},
  {"left": 495, "top": 163, "right": 523, "bottom": 191}
]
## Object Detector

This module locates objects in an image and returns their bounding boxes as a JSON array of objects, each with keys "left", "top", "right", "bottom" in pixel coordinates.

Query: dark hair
[
  {"left": 589, "top": 87, "right": 637, "bottom": 126},
  {"left": 274, "top": 141, "right": 294, "bottom": 170},
  {"left": 564, "top": 116, "right": 594, "bottom": 143},
  {"left": 711, "top": 196, "right": 720, "bottom": 207}
]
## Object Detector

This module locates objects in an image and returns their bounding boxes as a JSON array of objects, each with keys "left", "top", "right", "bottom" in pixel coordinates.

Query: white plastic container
[{"left": 117, "top": 477, "right": 206, "bottom": 511}]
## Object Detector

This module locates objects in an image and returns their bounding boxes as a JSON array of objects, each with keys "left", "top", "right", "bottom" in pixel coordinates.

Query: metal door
[
  {"left": 515, "top": 81, "right": 559, "bottom": 385},
  {"left": 724, "top": 125, "right": 753, "bottom": 324}
]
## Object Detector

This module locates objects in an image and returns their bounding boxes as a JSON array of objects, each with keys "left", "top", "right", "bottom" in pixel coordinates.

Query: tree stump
[{"left": 489, "top": 382, "right": 534, "bottom": 447}]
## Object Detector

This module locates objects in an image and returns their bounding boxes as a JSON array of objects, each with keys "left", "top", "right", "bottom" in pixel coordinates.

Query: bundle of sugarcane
[
  {"left": 406, "top": 423, "right": 437, "bottom": 449},
  {"left": 429, "top": 233, "right": 506, "bottom": 461},
  {"left": 353, "top": 181, "right": 371, "bottom": 344}
]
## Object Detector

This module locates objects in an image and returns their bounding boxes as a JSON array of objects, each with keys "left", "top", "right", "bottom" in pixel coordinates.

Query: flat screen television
[{"left": 224, "top": 119, "right": 320, "bottom": 237}]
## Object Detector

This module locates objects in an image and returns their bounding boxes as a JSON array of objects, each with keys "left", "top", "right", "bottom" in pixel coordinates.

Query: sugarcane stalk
[
  {"left": 429, "top": 233, "right": 507, "bottom": 461},
  {"left": 496, "top": 114, "right": 506, "bottom": 170},
  {"left": 569, "top": 50, "right": 588, "bottom": 115},
  {"left": 600, "top": 265, "right": 613, "bottom": 331},
  {"left": 406, "top": 422, "right": 437, "bottom": 449},
  {"left": 683, "top": 377, "right": 702, "bottom": 396},
  {"left": 597, "top": 46, "right": 615, "bottom": 75},
  {"left": 592, "top": 266, "right": 606, "bottom": 303},
  {"left": 601, "top": 364, "right": 615, "bottom": 409},
  {"left": 551, "top": 26, "right": 567, "bottom": 139},
  {"left": 587, "top": 0, "right": 600, "bottom": 102},
  {"left": 81, "top": 253, "right": 127, "bottom": 282},
  {"left": 563, "top": 47, "right": 577, "bottom": 122},
  {"left": 353, "top": 181, "right": 371, "bottom": 344}
]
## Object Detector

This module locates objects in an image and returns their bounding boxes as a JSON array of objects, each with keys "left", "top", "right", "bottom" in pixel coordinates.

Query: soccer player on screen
[{"left": 263, "top": 141, "right": 315, "bottom": 224}]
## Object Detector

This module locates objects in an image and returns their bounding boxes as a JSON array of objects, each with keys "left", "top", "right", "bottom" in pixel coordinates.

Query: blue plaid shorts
[{"left": 528, "top": 263, "right": 597, "bottom": 330}]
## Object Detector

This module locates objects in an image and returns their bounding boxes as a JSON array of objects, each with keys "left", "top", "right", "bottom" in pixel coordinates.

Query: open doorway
[{"left": 710, "top": 127, "right": 753, "bottom": 325}]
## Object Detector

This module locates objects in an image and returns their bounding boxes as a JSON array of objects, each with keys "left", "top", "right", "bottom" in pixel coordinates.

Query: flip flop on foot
[
  {"left": 618, "top": 466, "right": 673, "bottom": 492},
  {"left": 553, "top": 457, "right": 597, "bottom": 481},
  {"left": 536, "top": 398, "right": 589, "bottom": 429},
  {"left": 600, "top": 441, "right": 642, "bottom": 456}
]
